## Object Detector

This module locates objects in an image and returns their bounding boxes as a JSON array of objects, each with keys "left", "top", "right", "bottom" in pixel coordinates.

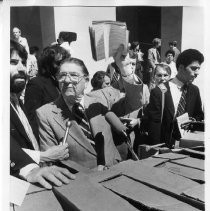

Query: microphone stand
[{"left": 122, "top": 131, "right": 139, "bottom": 161}]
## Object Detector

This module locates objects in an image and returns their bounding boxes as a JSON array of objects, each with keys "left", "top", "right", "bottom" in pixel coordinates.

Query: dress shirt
[
  {"left": 168, "top": 77, "right": 184, "bottom": 113},
  {"left": 19, "top": 163, "right": 39, "bottom": 179}
]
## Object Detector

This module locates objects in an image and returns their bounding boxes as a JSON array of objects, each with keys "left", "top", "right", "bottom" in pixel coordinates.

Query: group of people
[{"left": 10, "top": 27, "right": 204, "bottom": 190}]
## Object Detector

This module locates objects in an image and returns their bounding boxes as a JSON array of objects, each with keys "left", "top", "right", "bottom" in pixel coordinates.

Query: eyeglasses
[
  {"left": 156, "top": 74, "right": 169, "bottom": 77},
  {"left": 56, "top": 72, "right": 85, "bottom": 84}
]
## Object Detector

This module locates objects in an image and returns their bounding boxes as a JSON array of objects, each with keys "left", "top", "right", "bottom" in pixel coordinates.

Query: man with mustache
[
  {"left": 145, "top": 49, "right": 204, "bottom": 147},
  {"left": 10, "top": 40, "right": 75, "bottom": 188}
]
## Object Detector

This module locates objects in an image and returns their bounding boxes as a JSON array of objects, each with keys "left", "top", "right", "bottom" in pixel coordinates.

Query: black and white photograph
[{"left": 0, "top": 0, "right": 209, "bottom": 210}]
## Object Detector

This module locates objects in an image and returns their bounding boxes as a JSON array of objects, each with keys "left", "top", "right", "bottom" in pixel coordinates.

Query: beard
[{"left": 10, "top": 73, "right": 27, "bottom": 94}]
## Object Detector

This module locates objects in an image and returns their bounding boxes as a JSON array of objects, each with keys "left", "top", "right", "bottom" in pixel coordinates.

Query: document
[
  {"left": 89, "top": 21, "right": 129, "bottom": 61},
  {"left": 10, "top": 176, "right": 30, "bottom": 206}
]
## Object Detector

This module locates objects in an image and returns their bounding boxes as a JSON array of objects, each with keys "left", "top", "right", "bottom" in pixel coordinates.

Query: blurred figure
[
  {"left": 128, "top": 50, "right": 143, "bottom": 81},
  {"left": 27, "top": 46, "right": 40, "bottom": 78},
  {"left": 147, "top": 38, "right": 161, "bottom": 89},
  {"left": 130, "top": 41, "right": 144, "bottom": 62},
  {"left": 24, "top": 44, "right": 70, "bottom": 140},
  {"left": 164, "top": 49, "right": 177, "bottom": 78},
  {"left": 12, "top": 27, "right": 29, "bottom": 54},
  {"left": 30, "top": 46, "right": 39, "bottom": 59},
  {"left": 153, "top": 63, "right": 171, "bottom": 86},
  {"left": 91, "top": 71, "right": 111, "bottom": 91},
  {"left": 168, "top": 41, "right": 180, "bottom": 62},
  {"left": 57, "top": 31, "right": 77, "bottom": 56}
]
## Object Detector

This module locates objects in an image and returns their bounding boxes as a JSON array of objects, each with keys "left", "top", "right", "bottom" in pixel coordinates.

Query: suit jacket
[
  {"left": 10, "top": 103, "right": 34, "bottom": 150},
  {"left": 24, "top": 75, "right": 60, "bottom": 140},
  {"left": 36, "top": 95, "right": 112, "bottom": 169},
  {"left": 10, "top": 103, "right": 36, "bottom": 177},
  {"left": 145, "top": 81, "right": 203, "bottom": 146},
  {"left": 147, "top": 47, "right": 161, "bottom": 70},
  {"left": 10, "top": 136, "right": 36, "bottom": 177}
]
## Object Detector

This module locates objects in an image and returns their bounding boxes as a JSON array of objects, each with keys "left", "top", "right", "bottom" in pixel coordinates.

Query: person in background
[
  {"left": 164, "top": 49, "right": 177, "bottom": 79},
  {"left": 10, "top": 39, "right": 75, "bottom": 189},
  {"left": 149, "top": 63, "right": 171, "bottom": 90},
  {"left": 130, "top": 41, "right": 144, "bottom": 62},
  {"left": 91, "top": 71, "right": 111, "bottom": 91},
  {"left": 24, "top": 44, "right": 70, "bottom": 140},
  {"left": 147, "top": 38, "right": 161, "bottom": 90},
  {"left": 169, "top": 41, "right": 180, "bottom": 62},
  {"left": 57, "top": 31, "right": 77, "bottom": 56},
  {"left": 12, "top": 27, "right": 29, "bottom": 54},
  {"left": 27, "top": 46, "right": 40, "bottom": 79}
]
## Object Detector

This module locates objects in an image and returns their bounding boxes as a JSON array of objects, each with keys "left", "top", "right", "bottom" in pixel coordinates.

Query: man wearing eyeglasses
[{"left": 36, "top": 45, "right": 144, "bottom": 170}]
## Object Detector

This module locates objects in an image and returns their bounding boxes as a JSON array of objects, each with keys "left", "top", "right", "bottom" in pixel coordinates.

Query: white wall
[
  {"left": 54, "top": 7, "right": 116, "bottom": 92},
  {"left": 182, "top": 6, "right": 205, "bottom": 103}
]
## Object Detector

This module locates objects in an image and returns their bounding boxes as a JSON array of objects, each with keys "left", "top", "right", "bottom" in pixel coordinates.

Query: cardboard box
[{"left": 53, "top": 174, "right": 137, "bottom": 211}]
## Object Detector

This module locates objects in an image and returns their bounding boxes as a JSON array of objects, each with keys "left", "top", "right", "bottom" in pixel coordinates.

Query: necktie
[
  {"left": 176, "top": 85, "right": 188, "bottom": 117},
  {"left": 72, "top": 103, "right": 94, "bottom": 143}
]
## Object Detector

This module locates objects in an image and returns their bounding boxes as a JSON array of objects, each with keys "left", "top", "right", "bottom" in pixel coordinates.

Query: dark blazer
[
  {"left": 24, "top": 75, "right": 60, "bottom": 140},
  {"left": 145, "top": 81, "right": 203, "bottom": 146},
  {"left": 10, "top": 136, "right": 36, "bottom": 177},
  {"left": 10, "top": 103, "right": 36, "bottom": 177},
  {"left": 10, "top": 103, "right": 34, "bottom": 150}
]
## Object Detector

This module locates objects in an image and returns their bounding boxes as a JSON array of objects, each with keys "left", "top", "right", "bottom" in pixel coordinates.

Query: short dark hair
[
  {"left": 10, "top": 39, "right": 28, "bottom": 63},
  {"left": 29, "top": 46, "right": 39, "bottom": 54},
  {"left": 58, "top": 31, "right": 77, "bottom": 44},
  {"left": 130, "top": 41, "right": 139, "bottom": 51},
  {"left": 59, "top": 57, "right": 89, "bottom": 77},
  {"left": 38, "top": 44, "right": 70, "bottom": 77},
  {"left": 91, "top": 71, "right": 109, "bottom": 90},
  {"left": 165, "top": 49, "right": 175, "bottom": 58},
  {"left": 154, "top": 63, "right": 171, "bottom": 76},
  {"left": 169, "top": 41, "right": 177, "bottom": 47},
  {"left": 176, "top": 49, "right": 204, "bottom": 69},
  {"left": 128, "top": 50, "right": 138, "bottom": 60}
]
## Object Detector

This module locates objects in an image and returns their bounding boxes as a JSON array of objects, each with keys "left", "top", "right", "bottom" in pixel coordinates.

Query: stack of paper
[{"left": 89, "top": 20, "right": 129, "bottom": 61}]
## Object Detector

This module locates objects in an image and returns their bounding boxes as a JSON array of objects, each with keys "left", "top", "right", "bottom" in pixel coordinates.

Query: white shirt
[{"left": 169, "top": 77, "right": 184, "bottom": 114}]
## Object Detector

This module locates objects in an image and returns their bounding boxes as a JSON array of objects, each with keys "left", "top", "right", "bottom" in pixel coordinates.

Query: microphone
[
  {"left": 158, "top": 83, "right": 167, "bottom": 93},
  {"left": 105, "top": 111, "right": 127, "bottom": 134},
  {"left": 105, "top": 111, "right": 139, "bottom": 160},
  {"left": 62, "top": 121, "right": 71, "bottom": 145}
]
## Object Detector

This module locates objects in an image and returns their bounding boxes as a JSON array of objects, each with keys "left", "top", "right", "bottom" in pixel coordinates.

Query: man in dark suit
[
  {"left": 10, "top": 39, "right": 75, "bottom": 188},
  {"left": 145, "top": 49, "right": 204, "bottom": 147}
]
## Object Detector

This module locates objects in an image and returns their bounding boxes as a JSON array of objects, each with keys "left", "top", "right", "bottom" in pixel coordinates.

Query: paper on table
[
  {"left": 10, "top": 176, "right": 30, "bottom": 206},
  {"left": 177, "top": 112, "right": 190, "bottom": 137}
]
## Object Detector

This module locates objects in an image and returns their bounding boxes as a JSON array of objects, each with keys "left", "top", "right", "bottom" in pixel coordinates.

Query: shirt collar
[
  {"left": 171, "top": 77, "right": 184, "bottom": 89},
  {"left": 63, "top": 96, "right": 85, "bottom": 112}
]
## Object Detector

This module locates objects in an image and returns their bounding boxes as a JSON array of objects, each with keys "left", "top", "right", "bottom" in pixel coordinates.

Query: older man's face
[
  {"left": 10, "top": 50, "right": 27, "bottom": 93},
  {"left": 13, "top": 28, "right": 21, "bottom": 40},
  {"left": 57, "top": 62, "right": 88, "bottom": 104}
]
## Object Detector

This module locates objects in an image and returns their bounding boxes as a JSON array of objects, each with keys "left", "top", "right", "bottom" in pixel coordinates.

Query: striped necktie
[
  {"left": 176, "top": 85, "right": 188, "bottom": 117},
  {"left": 72, "top": 103, "right": 94, "bottom": 143}
]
